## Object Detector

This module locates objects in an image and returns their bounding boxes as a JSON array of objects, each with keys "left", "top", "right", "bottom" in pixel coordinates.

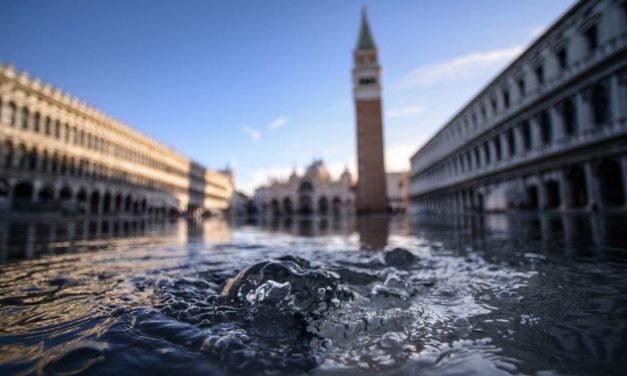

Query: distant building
[
  {"left": 410, "top": 0, "right": 627, "bottom": 213},
  {"left": 0, "top": 64, "right": 234, "bottom": 216},
  {"left": 386, "top": 172, "right": 409, "bottom": 213},
  {"left": 254, "top": 160, "right": 354, "bottom": 216},
  {"left": 353, "top": 8, "right": 388, "bottom": 214}
]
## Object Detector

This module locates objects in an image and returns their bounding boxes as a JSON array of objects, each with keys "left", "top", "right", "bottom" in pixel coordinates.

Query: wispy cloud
[
  {"left": 399, "top": 45, "right": 524, "bottom": 88},
  {"left": 385, "top": 142, "right": 415, "bottom": 172},
  {"left": 387, "top": 103, "right": 426, "bottom": 119},
  {"left": 269, "top": 116, "right": 288, "bottom": 130},
  {"left": 241, "top": 126, "right": 261, "bottom": 142}
]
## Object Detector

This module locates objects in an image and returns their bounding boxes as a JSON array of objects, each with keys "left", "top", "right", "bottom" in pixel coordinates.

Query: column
[
  {"left": 559, "top": 169, "right": 571, "bottom": 210},
  {"left": 576, "top": 92, "right": 591, "bottom": 133},
  {"left": 584, "top": 162, "right": 601, "bottom": 210},
  {"left": 479, "top": 146, "right": 487, "bottom": 168},
  {"left": 537, "top": 179, "right": 548, "bottom": 210},
  {"left": 500, "top": 133, "right": 510, "bottom": 160},
  {"left": 97, "top": 190, "right": 104, "bottom": 216},
  {"left": 514, "top": 126, "right": 525, "bottom": 155},
  {"left": 550, "top": 106, "right": 565, "bottom": 142},
  {"left": 530, "top": 117, "right": 541, "bottom": 149},
  {"left": 488, "top": 140, "right": 497, "bottom": 165}
]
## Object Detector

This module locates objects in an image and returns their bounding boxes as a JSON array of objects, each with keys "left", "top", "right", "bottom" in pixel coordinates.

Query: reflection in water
[
  {"left": 0, "top": 218, "right": 233, "bottom": 263},
  {"left": 0, "top": 213, "right": 626, "bottom": 375},
  {"left": 356, "top": 216, "right": 390, "bottom": 250}
]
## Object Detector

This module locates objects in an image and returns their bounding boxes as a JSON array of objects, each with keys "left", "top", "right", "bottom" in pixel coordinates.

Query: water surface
[{"left": 0, "top": 214, "right": 626, "bottom": 375}]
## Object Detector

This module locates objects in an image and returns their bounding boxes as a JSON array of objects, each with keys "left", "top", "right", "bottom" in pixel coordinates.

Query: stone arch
[
  {"left": 544, "top": 180, "right": 561, "bottom": 209},
  {"left": 51, "top": 152, "right": 59, "bottom": 173},
  {"left": 318, "top": 196, "right": 329, "bottom": 215},
  {"left": 37, "top": 184, "right": 55, "bottom": 209},
  {"left": 77, "top": 188, "right": 88, "bottom": 214},
  {"left": 59, "top": 185, "right": 73, "bottom": 202},
  {"left": 41, "top": 149, "right": 49, "bottom": 172},
  {"left": 7, "top": 101, "right": 17, "bottom": 126},
  {"left": 526, "top": 185, "right": 539, "bottom": 210},
  {"left": 298, "top": 195, "right": 313, "bottom": 216},
  {"left": 566, "top": 165, "right": 587, "bottom": 208},
  {"left": 103, "top": 192, "right": 112, "bottom": 213},
  {"left": 17, "top": 144, "right": 27, "bottom": 169},
  {"left": 597, "top": 159, "right": 625, "bottom": 207},
  {"left": 591, "top": 84, "right": 610, "bottom": 125},
  {"left": 299, "top": 181, "right": 314, "bottom": 194},
  {"left": 270, "top": 198, "right": 280, "bottom": 215},
  {"left": 13, "top": 181, "right": 34, "bottom": 210},
  {"left": 27, "top": 146, "right": 37, "bottom": 170},
  {"left": 282, "top": 197, "right": 293, "bottom": 216},
  {"left": 114, "top": 193, "right": 123, "bottom": 213},
  {"left": 125, "top": 194, "right": 132, "bottom": 213},
  {"left": 20, "top": 106, "right": 29, "bottom": 129},
  {"left": 2, "top": 140, "right": 13, "bottom": 167},
  {"left": 90, "top": 191, "right": 101, "bottom": 214},
  {"left": 332, "top": 197, "right": 342, "bottom": 215}
]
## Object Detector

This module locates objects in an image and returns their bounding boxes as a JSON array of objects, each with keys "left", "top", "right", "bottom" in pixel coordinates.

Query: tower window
[{"left": 359, "top": 77, "right": 376, "bottom": 85}]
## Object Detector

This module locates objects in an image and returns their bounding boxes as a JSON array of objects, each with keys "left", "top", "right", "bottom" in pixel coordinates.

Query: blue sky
[{"left": 1, "top": 0, "right": 574, "bottom": 193}]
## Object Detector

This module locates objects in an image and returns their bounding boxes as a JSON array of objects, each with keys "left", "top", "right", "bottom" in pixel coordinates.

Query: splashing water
[{"left": 1, "top": 215, "right": 626, "bottom": 375}]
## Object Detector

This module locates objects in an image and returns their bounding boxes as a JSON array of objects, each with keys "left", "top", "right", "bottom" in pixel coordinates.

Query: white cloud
[
  {"left": 399, "top": 45, "right": 524, "bottom": 87},
  {"left": 387, "top": 103, "right": 426, "bottom": 119},
  {"left": 385, "top": 142, "right": 418, "bottom": 172},
  {"left": 241, "top": 126, "right": 261, "bottom": 142},
  {"left": 269, "top": 116, "right": 288, "bottom": 130}
]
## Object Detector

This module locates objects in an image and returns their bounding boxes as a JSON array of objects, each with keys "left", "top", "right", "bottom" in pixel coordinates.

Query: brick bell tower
[{"left": 353, "top": 7, "right": 387, "bottom": 214}]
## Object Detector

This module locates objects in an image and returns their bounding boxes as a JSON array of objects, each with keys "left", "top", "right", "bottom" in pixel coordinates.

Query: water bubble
[
  {"left": 245, "top": 280, "right": 291, "bottom": 306},
  {"left": 380, "top": 332, "right": 405, "bottom": 349}
]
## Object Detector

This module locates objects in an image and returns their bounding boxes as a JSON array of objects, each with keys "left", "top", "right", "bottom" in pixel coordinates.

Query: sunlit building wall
[
  {"left": 0, "top": 64, "right": 233, "bottom": 215},
  {"left": 410, "top": 0, "right": 627, "bottom": 212}
]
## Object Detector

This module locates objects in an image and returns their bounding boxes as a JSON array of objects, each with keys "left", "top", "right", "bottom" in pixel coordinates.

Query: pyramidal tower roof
[{"left": 356, "top": 7, "right": 376, "bottom": 50}]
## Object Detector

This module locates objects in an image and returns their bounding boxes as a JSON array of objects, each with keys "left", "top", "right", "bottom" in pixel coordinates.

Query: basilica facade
[{"left": 254, "top": 160, "right": 354, "bottom": 216}]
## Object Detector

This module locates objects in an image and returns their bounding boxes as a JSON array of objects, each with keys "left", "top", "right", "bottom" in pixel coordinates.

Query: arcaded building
[
  {"left": 254, "top": 160, "right": 355, "bottom": 216},
  {"left": 410, "top": 0, "right": 627, "bottom": 213},
  {"left": 0, "top": 64, "right": 233, "bottom": 216}
]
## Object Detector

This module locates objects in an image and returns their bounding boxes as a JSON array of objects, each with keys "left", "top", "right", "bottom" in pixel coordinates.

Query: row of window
[
  {"left": 419, "top": 83, "right": 612, "bottom": 184},
  {"left": 0, "top": 98, "right": 184, "bottom": 178},
  {"left": 419, "top": 2, "right": 625, "bottom": 163}
]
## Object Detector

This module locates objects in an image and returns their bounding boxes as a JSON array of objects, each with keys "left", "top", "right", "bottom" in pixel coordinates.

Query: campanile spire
[{"left": 352, "top": 8, "right": 387, "bottom": 214}]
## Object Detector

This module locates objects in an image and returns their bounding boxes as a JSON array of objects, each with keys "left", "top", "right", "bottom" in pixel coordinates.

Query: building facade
[
  {"left": 353, "top": 8, "right": 388, "bottom": 213},
  {"left": 386, "top": 172, "right": 409, "bottom": 213},
  {"left": 254, "top": 160, "right": 355, "bottom": 216},
  {"left": 0, "top": 64, "right": 234, "bottom": 216},
  {"left": 410, "top": 0, "right": 627, "bottom": 213}
]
